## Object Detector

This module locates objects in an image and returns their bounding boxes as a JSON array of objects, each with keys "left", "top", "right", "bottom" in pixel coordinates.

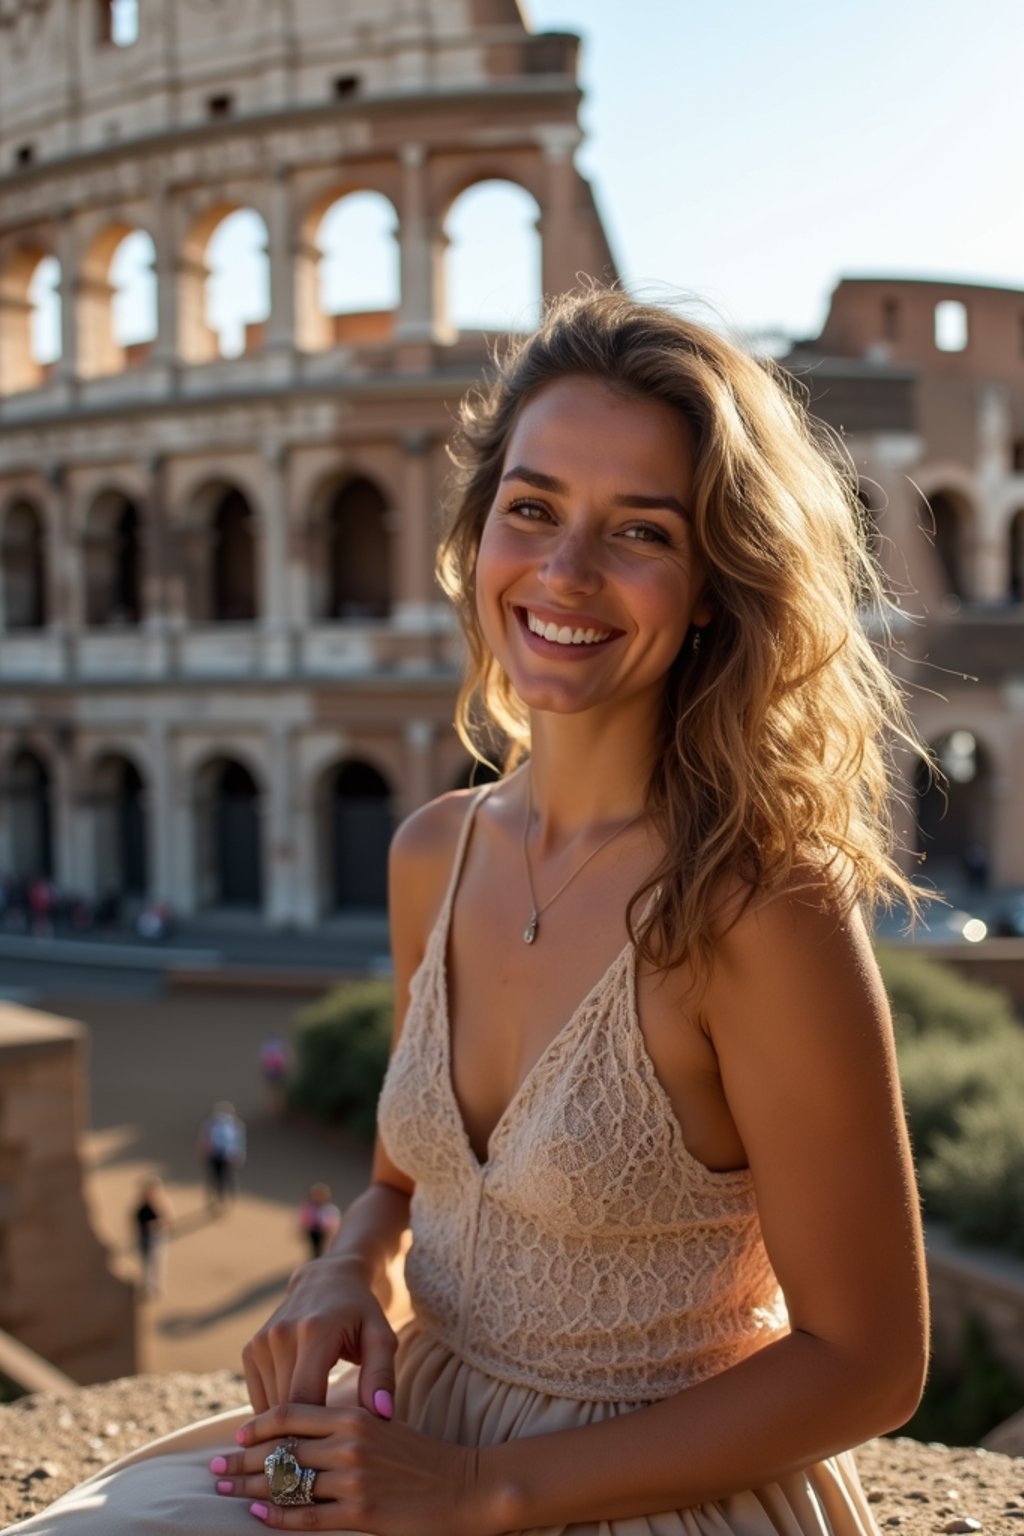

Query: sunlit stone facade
[{"left": 0, "top": 0, "right": 615, "bottom": 921}]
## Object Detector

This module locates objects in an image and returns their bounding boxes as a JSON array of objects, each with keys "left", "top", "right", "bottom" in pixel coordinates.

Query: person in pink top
[{"left": 18, "top": 291, "right": 929, "bottom": 1535}]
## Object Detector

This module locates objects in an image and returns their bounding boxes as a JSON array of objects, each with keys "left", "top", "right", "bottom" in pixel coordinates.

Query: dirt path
[{"left": 41, "top": 986, "right": 373, "bottom": 1378}]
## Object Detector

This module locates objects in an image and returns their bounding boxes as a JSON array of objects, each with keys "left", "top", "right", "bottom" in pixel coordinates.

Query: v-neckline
[{"left": 434, "top": 788, "right": 636, "bottom": 1174}]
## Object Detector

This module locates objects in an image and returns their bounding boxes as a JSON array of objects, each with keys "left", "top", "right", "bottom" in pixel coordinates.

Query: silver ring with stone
[{"left": 264, "top": 1439, "right": 317, "bottom": 1505}]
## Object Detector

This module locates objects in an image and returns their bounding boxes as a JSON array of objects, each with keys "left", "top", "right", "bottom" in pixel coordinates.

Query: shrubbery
[
  {"left": 877, "top": 946, "right": 1024, "bottom": 1256},
  {"left": 287, "top": 979, "right": 395, "bottom": 1141}
]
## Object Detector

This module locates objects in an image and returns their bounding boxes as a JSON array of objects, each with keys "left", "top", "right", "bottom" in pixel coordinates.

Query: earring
[{"left": 692, "top": 628, "right": 703, "bottom": 655}]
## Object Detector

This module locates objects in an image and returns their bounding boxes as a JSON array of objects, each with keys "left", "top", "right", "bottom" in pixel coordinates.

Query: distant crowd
[{"left": 0, "top": 872, "right": 173, "bottom": 940}]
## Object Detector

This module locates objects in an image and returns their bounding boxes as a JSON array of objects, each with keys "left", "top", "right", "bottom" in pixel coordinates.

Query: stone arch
[
  {"left": 308, "top": 473, "right": 393, "bottom": 621},
  {"left": 193, "top": 755, "right": 264, "bottom": 909},
  {"left": 316, "top": 758, "right": 394, "bottom": 912},
  {"left": 916, "top": 729, "right": 995, "bottom": 893},
  {"left": 77, "top": 222, "right": 157, "bottom": 378},
  {"left": 3, "top": 746, "right": 53, "bottom": 880},
  {"left": 82, "top": 488, "right": 143, "bottom": 626},
  {"left": 88, "top": 751, "right": 148, "bottom": 898},
  {"left": 0, "top": 498, "right": 48, "bottom": 629},
  {"left": 1009, "top": 508, "right": 1024, "bottom": 602},
  {"left": 923, "top": 486, "right": 974, "bottom": 603},
  {"left": 298, "top": 187, "right": 400, "bottom": 351},
  {"left": 179, "top": 202, "right": 270, "bottom": 362},
  {"left": 443, "top": 176, "right": 542, "bottom": 333},
  {"left": 179, "top": 479, "right": 260, "bottom": 623},
  {"left": 0, "top": 241, "right": 60, "bottom": 393}
]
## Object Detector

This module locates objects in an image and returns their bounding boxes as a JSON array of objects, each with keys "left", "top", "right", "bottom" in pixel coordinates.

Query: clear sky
[{"left": 525, "top": 0, "right": 1024, "bottom": 340}]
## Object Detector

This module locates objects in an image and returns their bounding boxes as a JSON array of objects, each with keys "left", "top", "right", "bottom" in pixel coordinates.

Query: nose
[{"left": 539, "top": 525, "right": 601, "bottom": 597}]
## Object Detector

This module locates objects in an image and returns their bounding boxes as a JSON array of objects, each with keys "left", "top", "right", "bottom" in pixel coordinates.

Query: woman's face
[{"left": 475, "top": 375, "right": 712, "bottom": 722}]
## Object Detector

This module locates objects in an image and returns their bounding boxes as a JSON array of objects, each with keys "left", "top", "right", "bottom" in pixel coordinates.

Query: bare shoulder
[
  {"left": 388, "top": 789, "right": 485, "bottom": 967},
  {"left": 704, "top": 863, "right": 888, "bottom": 1044}
]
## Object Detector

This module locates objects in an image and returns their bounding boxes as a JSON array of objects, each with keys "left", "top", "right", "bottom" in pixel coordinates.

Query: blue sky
[{"left": 526, "top": 0, "right": 1024, "bottom": 338}]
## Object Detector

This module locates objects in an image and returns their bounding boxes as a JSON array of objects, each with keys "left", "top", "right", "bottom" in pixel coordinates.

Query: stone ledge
[{"left": 1, "top": 1373, "right": 1022, "bottom": 1532}]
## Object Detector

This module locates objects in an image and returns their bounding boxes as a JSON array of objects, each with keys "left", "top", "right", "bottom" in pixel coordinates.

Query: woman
[{"left": 22, "top": 291, "right": 928, "bottom": 1534}]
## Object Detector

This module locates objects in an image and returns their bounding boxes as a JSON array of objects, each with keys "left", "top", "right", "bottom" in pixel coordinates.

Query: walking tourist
[
  {"left": 17, "top": 290, "right": 928, "bottom": 1534},
  {"left": 198, "top": 1101, "right": 246, "bottom": 1211},
  {"left": 131, "top": 1175, "right": 171, "bottom": 1299},
  {"left": 298, "top": 1183, "right": 342, "bottom": 1261}
]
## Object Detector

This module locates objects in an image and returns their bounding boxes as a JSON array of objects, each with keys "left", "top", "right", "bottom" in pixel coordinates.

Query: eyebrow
[{"left": 501, "top": 464, "right": 691, "bottom": 519}]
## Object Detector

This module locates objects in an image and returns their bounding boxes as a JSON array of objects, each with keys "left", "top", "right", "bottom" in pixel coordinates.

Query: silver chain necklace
[{"left": 521, "top": 774, "right": 644, "bottom": 945}]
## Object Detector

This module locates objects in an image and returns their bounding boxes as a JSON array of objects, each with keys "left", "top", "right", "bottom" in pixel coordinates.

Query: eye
[
  {"left": 620, "top": 521, "right": 671, "bottom": 545},
  {"left": 507, "top": 497, "right": 553, "bottom": 523}
]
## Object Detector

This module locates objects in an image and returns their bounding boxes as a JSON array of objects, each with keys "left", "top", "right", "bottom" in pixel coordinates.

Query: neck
[{"left": 522, "top": 694, "right": 660, "bottom": 848}]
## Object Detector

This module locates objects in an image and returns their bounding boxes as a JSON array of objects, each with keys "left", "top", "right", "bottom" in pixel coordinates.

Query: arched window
[
  {"left": 110, "top": 230, "right": 157, "bottom": 355},
  {"left": 92, "top": 755, "right": 147, "bottom": 896},
  {"left": 1, "top": 501, "right": 47, "bottom": 629},
  {"left": 927, "top": 490, "right": 969, "bottom": 602},
  {"left": 916, "top": 731, "right": 993, "bottom": 893},
  {"left": 205, "top": 209, "right": 271, "bottom": 358},
  {"left": 84, "top": 493, "right": 141, "bottom": 625},
  {"left": 317, "top": 191, "right": 399, "bottom": 346},
  {"left": 321, "top": 760, "right": 393, "bottom": 911},
  {"left": 935, "top": 300, "right": 969, "bottom": 353},
  {"left": 324, "top": 478, "right": 391, "bottom": 620},
  {"left": 1010, "top": 509, "right": 1024, "bottom": 603},
  {"left": 0, "top": 250, "right": 61, "bottom": 393},
  {"left": 445, "top": 179, "right": 542, "bottom": 333},
  {"left": 211, "top": 490, "right": 257, "bottom": 621},
  {"left": 5, "top": 749, "right": 52, "bottom": 879},
  {"left": 196, "top": 758, "right": 262, "bottom": 908}
]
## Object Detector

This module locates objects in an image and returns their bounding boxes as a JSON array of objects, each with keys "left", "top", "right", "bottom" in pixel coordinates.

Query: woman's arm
[
  {"left": 241, "top": 801, "right": 464, "bottom": 1415},
  {"left": 477, "top": 890, "right": 928, "bottom": 1531}
]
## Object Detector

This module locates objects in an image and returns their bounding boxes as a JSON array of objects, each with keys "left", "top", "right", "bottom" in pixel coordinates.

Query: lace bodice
[{"left": 377, "top": 789, "right": 788, "bottom": 1403}]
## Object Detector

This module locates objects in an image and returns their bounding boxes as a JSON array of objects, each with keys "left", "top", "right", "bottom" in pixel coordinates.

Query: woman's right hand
[{"left": 241, "top": 1254, "right": 398, "bottom": 1416}]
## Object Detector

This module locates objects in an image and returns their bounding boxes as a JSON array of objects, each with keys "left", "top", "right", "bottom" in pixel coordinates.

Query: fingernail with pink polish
[
  {"left": 217, "top": 1480, "right": 233, "bottom": 1495},
  {"left": 250, "top": 1502, "right": 269, "bottom": 1521},
  {"left": 210, "top": 1456, "right": 228, "bottom": 1474},
  {"left": 235, "top": 1428, "right": 248, "bottom": 1445},
  {"left": 373, "top": 1388, "right": 394, "bottom": 1419}
]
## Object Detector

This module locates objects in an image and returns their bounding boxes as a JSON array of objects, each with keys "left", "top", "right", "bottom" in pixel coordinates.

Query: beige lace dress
[{"left": 17, "top": 789, "right": 880, "bottom": 1535}]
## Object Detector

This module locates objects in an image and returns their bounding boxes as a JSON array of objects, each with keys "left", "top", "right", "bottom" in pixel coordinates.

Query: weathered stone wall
[{"left": 0, "top": 1003, "right": 136, "bottom": 1384}]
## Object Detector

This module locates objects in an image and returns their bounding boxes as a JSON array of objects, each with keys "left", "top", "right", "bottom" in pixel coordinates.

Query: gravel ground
[{"left": 1, "top": 1373, "right": 1022, "bottom": 1532}]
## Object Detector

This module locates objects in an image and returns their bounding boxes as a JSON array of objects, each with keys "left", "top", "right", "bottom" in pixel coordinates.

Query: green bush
[
  {"left": 875, "top": 946, "right": 1024, "bottom": 1256},
  {"left": 287, "top": 980, "right": 396, "bottom": 1140},
  {"left": 875, "top": 944, "right": 1017, "bottom": 1041},
  {"left": 921, "top": 1082, "right": 1024, "bottom": 1255}
]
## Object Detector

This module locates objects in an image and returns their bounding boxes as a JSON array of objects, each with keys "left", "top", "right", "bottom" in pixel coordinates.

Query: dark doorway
[
  {"left": 204, "top": 759, "right": 262, "bottom": 907},
  {"left": 326, "top": 478, "right": 391, "bottom": 619},
  {"left": 7, "top": 749, "right": 52, "bottom": 877},
  {"left": 2, "top": 502, "right": 46, "bottom": 629},
  {"left": 212, "top": 490, "right": 257, "bottom": 621},
  {"left": 916, "top": 731, "right": 993, "bottom": 892},
  {"left": 94, "top": 756, "right": 147, "bottom": 895},
  {"left": 328, "top": 760, "right": 392, "bottom": 909}
]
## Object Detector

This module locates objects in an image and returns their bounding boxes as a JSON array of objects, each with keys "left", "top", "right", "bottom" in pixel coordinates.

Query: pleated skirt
[{"left": 11, "top": 1321, "right": 879, "bottom": 1535}]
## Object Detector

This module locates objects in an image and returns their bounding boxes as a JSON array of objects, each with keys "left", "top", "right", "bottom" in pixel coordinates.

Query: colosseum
[
  {"left": 0, "top": 0, "right": 615, "bottom": 923},
  {"left": 1, "top": 0, "right": 1022, "bottom": 928}
]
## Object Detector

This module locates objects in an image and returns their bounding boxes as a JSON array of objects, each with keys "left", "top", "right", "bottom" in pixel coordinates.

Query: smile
[{"left": 523, "top": 608, "right": 614, "bottom": 647}]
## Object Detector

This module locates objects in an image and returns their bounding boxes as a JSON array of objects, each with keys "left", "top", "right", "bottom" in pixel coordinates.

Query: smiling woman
[{"left": 18, "top": 290, "right": 930, "bottom": 1536}]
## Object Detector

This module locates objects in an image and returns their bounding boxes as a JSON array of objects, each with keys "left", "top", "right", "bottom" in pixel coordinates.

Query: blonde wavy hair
[{"left": 437, "top": 289, "right": 925, "bottom": 975}]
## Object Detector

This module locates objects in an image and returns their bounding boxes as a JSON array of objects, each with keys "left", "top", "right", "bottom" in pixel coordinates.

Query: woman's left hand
[{"left": 211, "top": 1402, "right": 490, "bottom": 1535}]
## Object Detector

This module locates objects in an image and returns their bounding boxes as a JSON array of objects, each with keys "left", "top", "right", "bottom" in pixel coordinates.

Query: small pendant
[{"left": 523, "top": 911, "right": 538, "bottom": 945}]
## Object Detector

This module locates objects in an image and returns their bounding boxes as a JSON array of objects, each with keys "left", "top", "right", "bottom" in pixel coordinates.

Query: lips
[{"left": 514, "top": 605, "right": 621, "bottom": 651}]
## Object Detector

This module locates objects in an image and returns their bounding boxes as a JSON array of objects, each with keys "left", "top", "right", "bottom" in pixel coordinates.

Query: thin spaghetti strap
[{"left": 437, "top": 781, "right": 496, "bottom": 924}]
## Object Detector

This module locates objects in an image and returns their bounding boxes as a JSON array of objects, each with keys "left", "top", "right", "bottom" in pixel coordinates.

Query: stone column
[
  {"left": 53, "top": 210, "right": 80, "bottom": 389},
  {"left": 150, "top": 189, "right": 181, "bottom": 373},
  {"left": 396, "top": 143, "right": 452, "bottom": 353},
  {"left": 403, "top": 718, "right": 435, "bottom": 816},
  {"left": 265, "top": 724, "right": 295, "bottom": 924},
  {"left": 264, "top": 166, "right": 298, "bottom": 379},
  {"left": 47, "top": 466, "right": 76, "bottom": 680},
  {"left": 147, "top": 717, "right": 175, "bottom": 904},
  {"left": 974, "top": 386, "right": 1012, "bottom": 602},
  {"left": 537, "top": 126, "right": 582, "bottom": 300},
  {"left": 50, "top": 736, "right": 79, "bottom": 890},
  {"left": 394, "top": 431, "right": 435, "bottom": 631},
  {"left": 260, "top": 441, "right": 292, "bottom": 677},
  {"left": 139, "top": 454, "right": 172, "bottom": 674}
]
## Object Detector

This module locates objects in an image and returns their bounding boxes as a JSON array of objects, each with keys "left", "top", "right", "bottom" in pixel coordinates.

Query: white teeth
[{"left": 525, "top": 610, "right": 610, "bottom": 646}]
